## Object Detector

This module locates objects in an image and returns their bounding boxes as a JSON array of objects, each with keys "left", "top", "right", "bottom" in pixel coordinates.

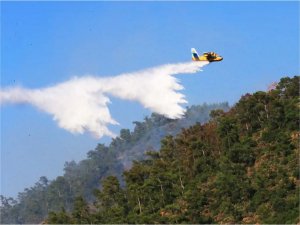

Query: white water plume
[{"left": 0, "top": 61, "right": 208, "bottom": 138}]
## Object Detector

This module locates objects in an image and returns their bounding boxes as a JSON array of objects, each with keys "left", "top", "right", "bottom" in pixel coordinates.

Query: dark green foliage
[
  {"left": 46, "top": 208, "right": 72, "bottom": 224},
  {"left": 45, "top": 76, "right": 299, "bottom": 224},
  {"left": 71, "top": 196, "right": 91, "bottom": 224},
  {"left": 0, "top": 102, "right": 229, "bottom": 224},
  {"left": 2, "top": 76, "right": 299, "bottom": 224},
  {"left": 92, "top": 176, "right": 128, "bottom": 223}
]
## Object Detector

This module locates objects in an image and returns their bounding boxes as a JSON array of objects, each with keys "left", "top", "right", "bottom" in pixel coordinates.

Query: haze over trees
[
  {"left": 0, "top": 101, "right": 229, "bottom": 223},
  {"left": 43, "top": 76, "right": 299, "bottom": 224},
  {"left": 1, "top": 76, "right": 299, "bottom": 223}
]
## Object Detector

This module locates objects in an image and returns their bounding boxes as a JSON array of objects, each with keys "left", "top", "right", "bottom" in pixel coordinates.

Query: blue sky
[{"left": 1, "top": 2, "right": 299, "bottom": 198}]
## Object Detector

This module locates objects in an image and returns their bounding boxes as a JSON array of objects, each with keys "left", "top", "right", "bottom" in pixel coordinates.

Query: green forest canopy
[
  {"left": 1, "top": 76, "right": 299, "bottom": 224},
  {"left": 1, "top": 101, "right": 229, "bottom": 223},
  {"left": 46, "top": 76, "right": 300, "bottom": 224}
]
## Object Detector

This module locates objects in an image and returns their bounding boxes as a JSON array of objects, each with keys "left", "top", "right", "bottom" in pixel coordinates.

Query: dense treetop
[
  {"left": 1, "top": 100, "right": 228, "bottom": 223},
  {"left": 1, "top": 76, "right": 299, "bottom": 224},
  {"left": 45, "top": 76, "right": 299, "bottom": 224}
]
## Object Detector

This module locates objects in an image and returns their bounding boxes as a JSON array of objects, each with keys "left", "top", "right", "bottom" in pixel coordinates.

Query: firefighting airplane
[{"left": 191, "top": 48, "right": 223, "bottom": 62}]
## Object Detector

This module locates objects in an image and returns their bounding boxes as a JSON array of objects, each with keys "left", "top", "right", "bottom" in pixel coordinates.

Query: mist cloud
[{"left": 0, "top": 61, "right": 208, "bottom": 138}]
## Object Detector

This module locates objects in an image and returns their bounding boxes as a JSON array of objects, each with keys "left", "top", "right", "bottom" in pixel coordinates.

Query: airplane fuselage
[
  {"left": 192, "top": 56, "right": 223, "bottom": 62},
  {"left": 191, "top": 48, "right": 223, "bottom": 62}
]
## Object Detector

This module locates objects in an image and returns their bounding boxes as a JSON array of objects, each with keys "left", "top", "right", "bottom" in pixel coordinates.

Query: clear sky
[{"left": 1, "top": 1, "right": 299, "bottom": 198}]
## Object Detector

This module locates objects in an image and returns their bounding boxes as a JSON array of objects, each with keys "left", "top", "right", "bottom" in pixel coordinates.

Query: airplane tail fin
[{"left": 191, "top": 48, "right": 199, "bottom": 60}]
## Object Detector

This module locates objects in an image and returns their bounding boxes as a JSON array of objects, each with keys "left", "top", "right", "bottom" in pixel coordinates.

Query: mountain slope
[
  {"left": 0, "top": 102, "right": 229, "bottom": 224},
  {"left": 46, "top": 76, "right": 299, "bottom": 224}
]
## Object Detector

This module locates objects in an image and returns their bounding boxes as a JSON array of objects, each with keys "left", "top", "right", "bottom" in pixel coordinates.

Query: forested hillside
[
  {"left": 45, "top": 76, "right": 299, "bottom": 224},
  {"left": 0, "top": 102, "right": 229, "bottom": 223}
]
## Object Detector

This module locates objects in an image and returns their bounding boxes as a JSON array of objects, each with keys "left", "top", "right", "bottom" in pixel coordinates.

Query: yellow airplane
[{"left": 191, "top": 48, "right": 223, "bottom": 62}]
